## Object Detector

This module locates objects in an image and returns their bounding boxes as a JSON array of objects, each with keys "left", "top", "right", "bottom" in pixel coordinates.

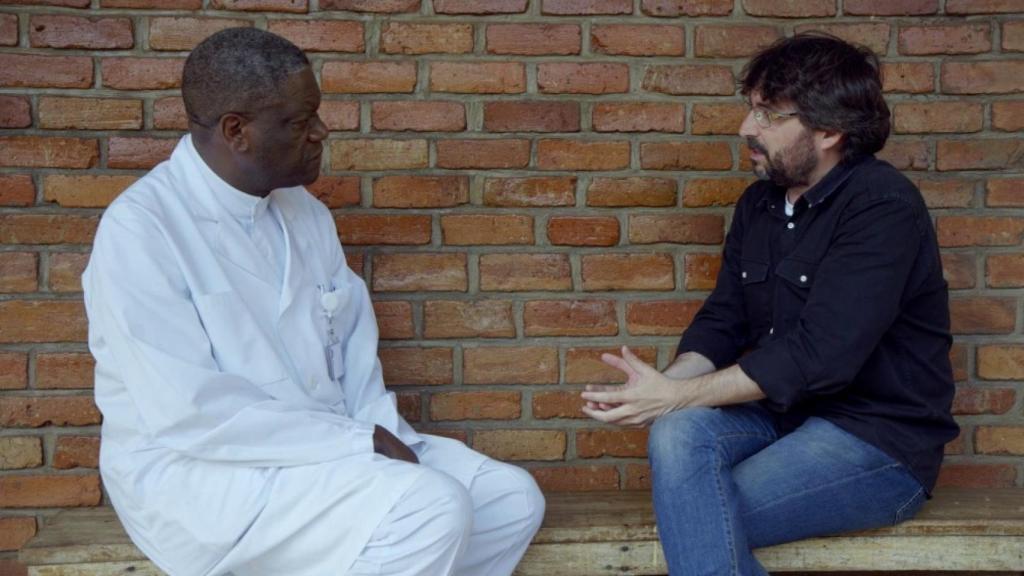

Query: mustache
[{"left": 746, "top": 137, "right": 767, "bottom": 155}]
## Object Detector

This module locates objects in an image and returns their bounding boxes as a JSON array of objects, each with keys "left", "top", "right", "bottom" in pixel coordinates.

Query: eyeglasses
[{"left": 749, "top": 106, "right": 800, "bottom": 129}]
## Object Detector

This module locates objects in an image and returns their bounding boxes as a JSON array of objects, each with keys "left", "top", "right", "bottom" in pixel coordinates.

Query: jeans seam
[
  {"left": 744, "top": 462, "right": 903, "bottom": 516},
  {"left": 894, "top": 486, "right": 924, "bottom": 523},
  {"left": 711, "top": 443, "right": 740, "bottom": 576}
]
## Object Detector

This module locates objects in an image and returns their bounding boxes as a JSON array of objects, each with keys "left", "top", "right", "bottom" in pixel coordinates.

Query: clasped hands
[{"left": 580, "top": 346, "right": 698, "bottom": 427}]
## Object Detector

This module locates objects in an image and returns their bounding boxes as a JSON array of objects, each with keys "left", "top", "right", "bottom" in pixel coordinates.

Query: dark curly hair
[{"left": 740, "top": 32, "right": 891, "bottom": 162}]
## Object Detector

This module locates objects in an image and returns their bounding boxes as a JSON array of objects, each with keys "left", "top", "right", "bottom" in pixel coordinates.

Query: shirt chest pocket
[
  {"left": 774, "top": 258, "right": 819, "bottom": 324},
  {"left": 740, "top": 258, "right": 772, "bottom": 328}
]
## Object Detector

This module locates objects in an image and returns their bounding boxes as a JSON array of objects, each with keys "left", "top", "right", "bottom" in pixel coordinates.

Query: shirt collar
[
  {"left": 185, "top": 135, "right": 272, "bottom": 225},
  {"left": 755, "top": 154, "right": 870, "bottom": 213}
]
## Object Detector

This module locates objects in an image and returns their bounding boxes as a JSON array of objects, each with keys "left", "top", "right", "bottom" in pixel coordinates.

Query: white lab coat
[{"left": 83, "top": 136, "right": 485, "bottom": 576}]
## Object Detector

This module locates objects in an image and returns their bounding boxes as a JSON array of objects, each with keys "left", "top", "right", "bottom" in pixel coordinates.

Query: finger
[
  {"left": 601, "top": 353, "right": 638, "bottom": 378},
  {"left": 581, "top": 388, "right": 627, "bottom": 405},
  {"left": 581, "top": 404, "right": 616, "bottom": 423},
  {"left": 620, "top": 345, "right": 654, "bottom": 373},
  {"left": 589, "top": 403, "right": 635, "bottom": 425}
]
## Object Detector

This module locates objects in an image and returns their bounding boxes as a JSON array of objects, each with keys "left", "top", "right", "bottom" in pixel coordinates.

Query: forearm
[
  {"left": 676, "top": 364, "right": 766, "bottom": 409},
  {"left": 663, "top": 351, "right": 716, "bottom": 380}
]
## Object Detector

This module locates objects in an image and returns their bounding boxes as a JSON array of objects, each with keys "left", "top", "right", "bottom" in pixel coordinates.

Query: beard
[{"left": 747, "top": 130, "right": 818, "bottom": 190}]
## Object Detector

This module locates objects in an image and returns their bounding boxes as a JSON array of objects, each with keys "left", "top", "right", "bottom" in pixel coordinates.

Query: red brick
[
  {"left": 685, "top": 253, "right": 723, "bottom": 290},
  {"left": 0, "top": 137, "right": 98, "bottom": 169},
  {"left": 484, "top": 177, "right": 575, "bottom": 207},
  {"left": 379, "top": 347, "right": 452, "bottom": 386},
  {"left": 48, "top": 252, "right": 89, "bottom": 293},
  {"left": 941, "top": 252, "right": 975, "bottom": 290},
  {"left": 54, "top": 436, "right": 100, "bottom": 469},
  {"left": 542, "top": 0, "right": 631, "bottom": 13},
  {"left": 641, "top": 0, "right": 732, "bottom": 16},
  {"left": 30, "top": 15, "right": 132, "bottom": 49},
  {"left": 102, "top": 58, "right": 183, "bottom": 90},
  {"left": 483, "top": 102, "right": 580, "bottom": 133},
  {"left": 0, "top": 14, "right": 17, "bottom": 46},
  {"left": 684, "top": 177, "right": 749, "bottom": 207},
  {"left": 877, "top": 140, "right": 929, "bottom": 171},
  {"left": 373, "top": 175, "right": 468, "bottom": 208},
  {"left": 267, "top": 20, "right": 362, "bottom": 52},
  {"left": 373, "top": 253, "right": 467, "bottom": 292},
  {"left": 381, "top": 22, "right": 472, "bottom": 54},
  {"left": 424, "top": 300, "right": 514, "bottom": 338},
  {"left": 464, "top": 346, "right": 559, "bottom": 384},
  {"left": 0, "top": 253, "right": 37, "bottom": 293},
  {"left": 978, "top": 345, "right": 1024, "bottom": 379},
  {"left": 992, "top": 101, "right": 1024, "bottom": 132},
  {"left": 581, "top": 253, "right": 674, "bottom": 291},
  {"left": 691, "top": 103, "right": 747, "bottom": 135},
  {"left": 336, "top": 215, "right": 430, "bottom": 245},
  {"left": 479, "top": 254, "right": 572, "bottom": 292},
  {"left": 39, "top": 97, "right": 142, "bottom": 131},
  {"left": 36, "top": 353, "right": 95, "bottom": 389},
  {"left": 952, "top": 387, "right": 1015, "bottom": 415},
  {"left": 624, "top": 463, "right": 652, "bottom": 490},
  {"left": 587, "top": 177, "right": 676, "bottom": 207},
  {"left": 322, "top": 0, "right": 418, "bottom": 10},
  {"left": 942, "top": 61, "right": 1024, "bottom": 94},
  {"left": 432, "top": 0, "right": 527, "bottom": 13},
  {"left": 153, "top": 97, "right": 186, "bottom": 130},
  {"left": 640, "top": 142, "right": 732, "bottom": 171},
  {"left": 0, "top": 175, "right": 35, "bottom": 207},
  {"left": 441, "top": 215, "right": 534, "bottom": 245},
  {"left": 0, "top": 437, "right": 42, "bottom": 470},
  {"left": 893, "top": 102, "right": 983, "bottom": 134},
  {"left": 593, "top": 102, "right": 684, "bottom": 133},
  {"left": 372, "top": 101, "right": 465, "bottom": 132},
  {"left": 844, "top": 0, "right": 937, "bottom": 14},
  {"left": 938, "top": 139, "right": 1024, "bottom": 171},
  {"left": 101, "top": 0, "right": 201, "bottom": 7},
  {"left": 988, "top": 254, "right": 1024, "bottom": 288},
  {"left": 916, "top": 178, "right": 975, "bottom": 209},
  {"left": 149, "top": 17, "right": 251, "bottom": 51},
  {"left": 430, "top": 391, "right": 521, "bottom": 421},
  {"left": 0, "top": 215, "right": 97, "bottom": 245},
  {"left": 882, "top": 62, "right": 934, "bottom": 94},
  {"left": 591, "top": 24, "right": 684, "bottom": 56},
  {"left": 899, "top": 24, "right": 991, "bottom": 56},
  {"left": 0, "top": 301, "right": 86, "bottom": 343},
  {"left": 974, "top": 427, "right": 1024, "bottom": 456},
  {"left": 565, "top": 346, "right": 658, "bottom": 385},
  {"left": 946, "top": 431, "right": 966, "bottom": 455},
  {"left": 430, "top": 62, "right": 525, "bottom": 94},
  {"left": 319, "top": 101, "right": 359, "bottom": 131},
  {"left": 331, "top": 139, "right": 428, "bottom": 170},
  {"left": 626, "top": 300, "right": 702, "bottom": 335},
  {"left": 538, "top": 140, "right": 629, "bottom": 171},
  {"left": 0, "top": 353, "right": 28, "bottom": 390},
  {"left": 107, "top": 137, "right": 174, "bottom": 169},
  {"left": 374, "top": 301, "right": 414, "bottom": 340},
  {"left": 474, "top": 429, "right": 565, "bottom": 461},
  {"left": 1005, "top": 21, "right": 1024, "bottom": 52},
  {"left": 0, "top": 475, "right": 102, "bottom": 508},
  {"left": 793, "top": 23, "right": 890, "bottom": 55},
  {"left": 946, "top": 0, "right": 1024, "bottom": 14},
  {"left": 532, "top": 391, "right": 587, "bottom": 419},
  {"left": 0, "top": 96, "right": 31, "bottom": 128},
  {"left": 0, "top": 396, "right": 99, "bottom": 427},
  {"left": 208, "top": 0, "right": 307, "bottom": 11},
  {"left": 538, "top": 63, "right": 629, "bottom": 95},
  {"left": 487, "top": 24, "right": 580, "bottom": 55},
  {"left": 0, "top": 517, "right": 36, "bottom": 552},
  {"left": 936, "top": 464, "right": 1016, "bottom": 488},
  {"left": 524, "top": 300, "right": 618, "bottom": 337},
  {"left": 530, "top": 465, "right": 619, "bottom": 491},
  {"left": 308, "top": 176, "right": 360, "bottom": 208},
  {"left": 949, "top": 297, "right": 1016, "bottom": 334},
  {"left": 322, "top": 61, "right": 416, "bottom": 94},
  {"left": 987, "top": 178, "right": 1024, "bottom": 207},
  {"left": 0, "top": 54, "right": 92, "bottom": 88},
  {"left": 577, "top": 428, "right": 649, "bottom": 458},
  {"left": 695, "top": 25, "right": 780, "bottom": 58},
  {"left": 742, "top": 0, "right": 835, "bottom": 16},
  {"left": 436, "top": 139, "right": 530, "bottom": 169},
  {"left": 547, "top": 216, "right": 620, "bottom": 246}
]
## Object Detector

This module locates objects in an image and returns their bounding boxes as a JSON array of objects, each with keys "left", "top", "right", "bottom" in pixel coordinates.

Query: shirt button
[
  {"left": 769, "top": 327, "right": 774, "bottom": 335},
  {"left": 800, "top": 275, "right": 808, "bottom": 283},
  {"left": 787, "top": 222, "right": 795, "bottom": 230},
  {"left": 742, "top": 271, "right": 748, "bottom": 279}
]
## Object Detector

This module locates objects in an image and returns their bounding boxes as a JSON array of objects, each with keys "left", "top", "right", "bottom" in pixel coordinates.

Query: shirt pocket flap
[
  {"left": 776, "top": 258, "right": 818, "bottom": 288},
  {"left": 740, "top": 259, "right": 770, "bottom": 285}
]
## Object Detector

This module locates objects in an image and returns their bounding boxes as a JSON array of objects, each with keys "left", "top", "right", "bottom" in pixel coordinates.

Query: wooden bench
[{"left": 19, "top": 488, "right": 1024, "bottom": 575}]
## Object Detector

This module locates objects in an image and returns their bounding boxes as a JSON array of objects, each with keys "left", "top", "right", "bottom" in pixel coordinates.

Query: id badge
[{"left": 325, "top": 340, "right": 345, "bottom": 382}]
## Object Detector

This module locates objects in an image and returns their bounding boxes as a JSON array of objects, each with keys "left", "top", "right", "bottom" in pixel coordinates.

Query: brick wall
[{"left": 1, "top": 0, "right": 1023, "bottom": 570}]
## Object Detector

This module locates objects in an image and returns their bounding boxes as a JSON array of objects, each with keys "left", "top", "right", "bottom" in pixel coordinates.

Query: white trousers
[{"left": 348, "top": 445, "right": 545, "bottom": 576}]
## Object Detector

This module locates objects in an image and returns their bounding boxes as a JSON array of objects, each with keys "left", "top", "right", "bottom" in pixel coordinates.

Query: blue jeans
[{"left": 648, "top": 403, "right": 927, "bottom": 576}]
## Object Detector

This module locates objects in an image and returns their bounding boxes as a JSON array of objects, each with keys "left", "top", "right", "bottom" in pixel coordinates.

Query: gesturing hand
[
  {"left": 373, "top": 425, "right": 419, "bottom": 464},
  {"left": 580, "top": 346, "right": 687, "bottom": 427}
]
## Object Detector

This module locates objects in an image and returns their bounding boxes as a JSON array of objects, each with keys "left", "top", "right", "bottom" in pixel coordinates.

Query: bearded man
[{"left": 582, "top": 33, "right": 958, "bottom": 576}]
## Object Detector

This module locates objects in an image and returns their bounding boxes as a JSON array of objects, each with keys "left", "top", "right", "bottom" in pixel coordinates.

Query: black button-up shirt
[{"left": 677, "top": 155, "right": 959, "bottom": 492}]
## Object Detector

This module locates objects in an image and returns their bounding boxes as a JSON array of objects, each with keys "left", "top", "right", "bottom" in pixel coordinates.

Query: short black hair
[
  {"left": 740, "top": 32, "right": 890, "bottom": 161},
  {"left": 182, "top": 27, "right": 310, "bottom": 129}
]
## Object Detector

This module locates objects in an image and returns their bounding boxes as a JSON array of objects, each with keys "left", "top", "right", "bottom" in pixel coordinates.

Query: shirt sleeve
[
  {"left": 676, "top": 192, "right": 754, "bottom": 368},
  {"left": 737, "top": 197, "right": 924, "bottom": 411},
  {"left": 85, "top": 202, "right": 376, "bottom": 467}
]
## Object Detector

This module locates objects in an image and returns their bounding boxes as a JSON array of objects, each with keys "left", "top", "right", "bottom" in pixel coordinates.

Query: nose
[
  {"left": 309, "top": 114, "right": 328, "bottom": 142},
  {"left": 738, "top": 108, "right": 759, "bottom": 138}
]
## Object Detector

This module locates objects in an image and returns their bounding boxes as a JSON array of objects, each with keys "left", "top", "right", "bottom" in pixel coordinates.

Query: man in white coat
[{"left": 83, "top": 27, "right": 545, "bottom": 576}]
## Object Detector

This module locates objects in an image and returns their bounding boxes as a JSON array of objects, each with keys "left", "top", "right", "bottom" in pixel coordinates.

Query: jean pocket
[{"left": 893, "top": 484, "right": 926, "bottom": 525}]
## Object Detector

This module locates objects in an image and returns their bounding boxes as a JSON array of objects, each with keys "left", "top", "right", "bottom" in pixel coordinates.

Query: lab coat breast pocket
[{"left": 193, "top": 291, "right": 288, "bottom": 387}]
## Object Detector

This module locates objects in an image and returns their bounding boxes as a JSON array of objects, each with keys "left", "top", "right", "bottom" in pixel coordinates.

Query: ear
[
  {"left": 217, "top": 113, "right": 250, "bottom": 154},
  {"left": 817, "top": 129, "right": 844, "bottom": 154}
]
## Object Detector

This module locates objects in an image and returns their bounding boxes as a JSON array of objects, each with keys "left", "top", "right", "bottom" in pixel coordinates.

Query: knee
[
  {"left": 513, "top": 466, "right": 546, "bottom": 536},
  {"left": 411, "top": 469, "right": 474, "bottom": 546},
  {"left": 648, "top": 408, "right": 719, "bottom": 465},
  {"left": 491, "top": 463, "right": 546, "bottom": 537}
]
